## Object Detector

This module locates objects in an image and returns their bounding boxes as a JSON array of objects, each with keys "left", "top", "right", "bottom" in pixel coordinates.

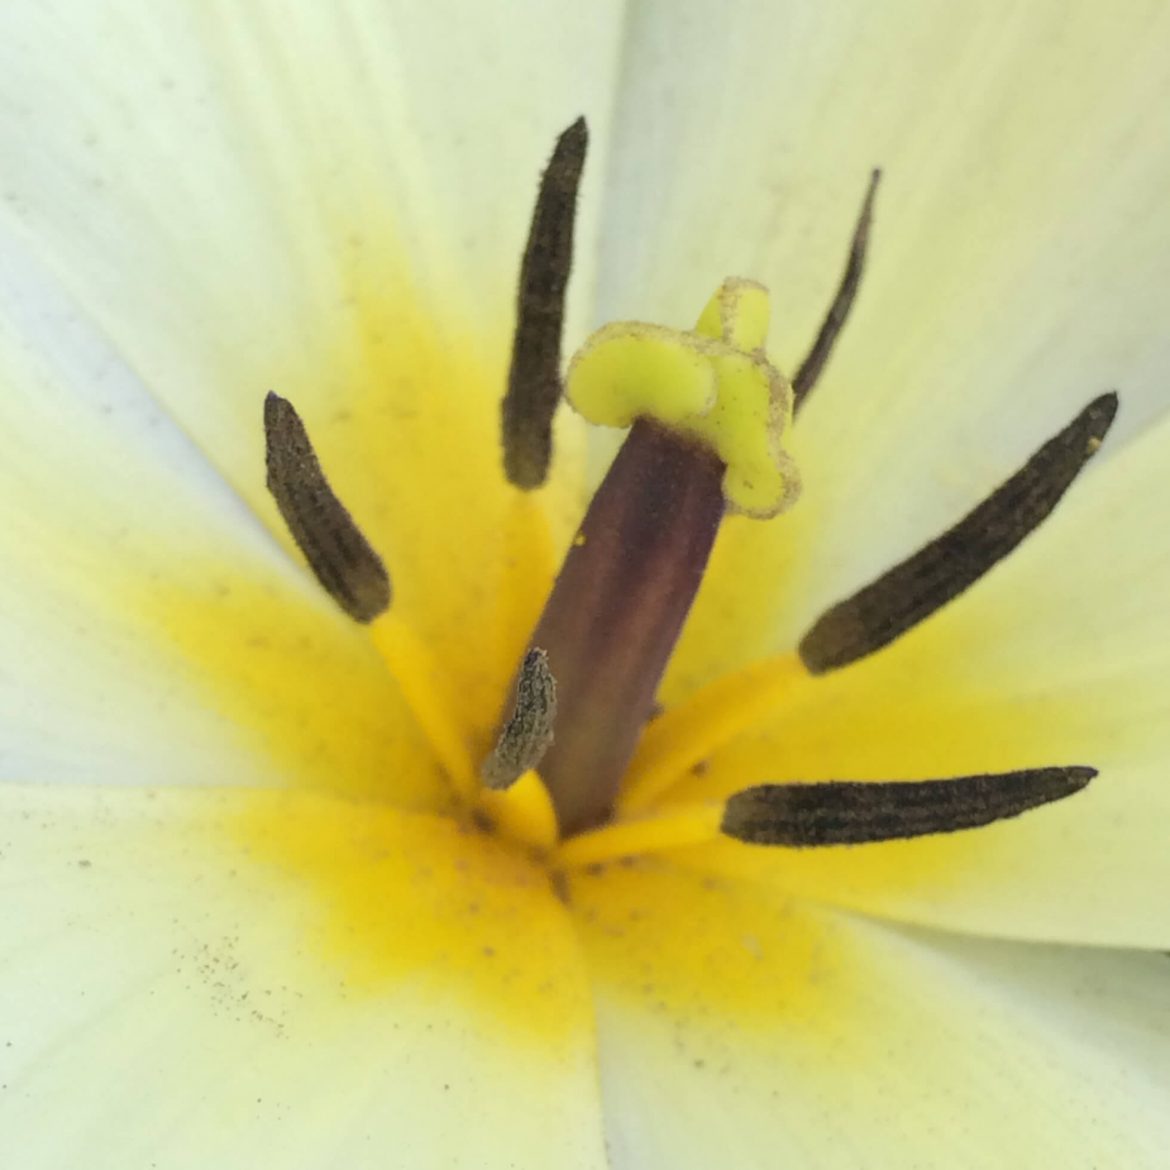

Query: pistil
[
  {"left": 524, "top": 418, "right": 726, "bottom": 835},
  {"left": 493, "top": 271, "right": 802, "bottom": 835}
]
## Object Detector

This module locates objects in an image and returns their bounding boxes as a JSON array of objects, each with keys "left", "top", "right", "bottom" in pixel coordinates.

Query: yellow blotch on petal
[
  {"left": 231, "top": 789, "right": 589, "bottom": 1053},
  {"left": 368, "top": 611, "right": 481, "bottom": 801},
  {"left": 656, "top": 603, "right": 1101, "bottom": 922},
  {"left": 566, "top": 278, "right": 800, "bottom": 518},
  {"left": 622, "top": 651, "right": 809, "bottom": 813},
  {"left": 138, "top": 567, "right": 448, "bottom": 810},
  {"left": 261, "top": 251, "right": 584, "bottom": 752},
  {"left": 569, "top": 857, "right": 855, "bottom": 1040}
]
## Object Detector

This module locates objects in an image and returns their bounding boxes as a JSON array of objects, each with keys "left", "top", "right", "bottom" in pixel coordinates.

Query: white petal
[
  {"left": 573, "top": 861, "right": 1170, "bottom": 1169},
  {"left": 671, "top": 406, "right": 1170, "bottom": 947},
  {"left": 601, "top": 1, "right": 1170, "bottom": 697},
  {"left": 0, "top": 2, "right": 627, "bottom": 731},
  {"left": 0, "top": 784, "right": 606, "bottom": 1169}
]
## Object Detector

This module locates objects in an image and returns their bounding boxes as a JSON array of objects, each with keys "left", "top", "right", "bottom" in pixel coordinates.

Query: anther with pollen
[
  {"left": 482, "top": 648, "right": 558, "bottom": 790},
  {"left": 800, "top": 391, "right": 1118, "bottom": 674},
  {"left": 722, "top": 766, "right": 1096, "bottom": 847},
  {"left": 501, "top": 116, "right": 588, "bottom": 489},
  {"left": 263, "top": 391, "right": 391, "bottom": 623}
]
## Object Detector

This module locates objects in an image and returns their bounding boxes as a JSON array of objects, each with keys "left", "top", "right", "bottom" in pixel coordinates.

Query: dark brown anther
[
  {"left": 722, "top": 765, "right": 1095, "bottom": 847},
  {"left": 514, "top": 419, "right": 726, "bottom": 835},
  {"left": 793, "top": 168, "right": 881, "bottom": 411},
  {"left": 263, "top": 392, "right": 391, "bottom": 623},
  {"left": 502, "top": 117, "right": 589, "bottom": 489},
  {"left": 799, "top": 392, "right": 1118, "bottom": 674},
  {"left": 481, "top": 648, "right": 558, "bottom": 790}
]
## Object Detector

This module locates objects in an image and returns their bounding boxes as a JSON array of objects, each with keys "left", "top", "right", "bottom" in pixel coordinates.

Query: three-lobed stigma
[{"left": 566, "top": 278, "right": 800, "bottom": 519}]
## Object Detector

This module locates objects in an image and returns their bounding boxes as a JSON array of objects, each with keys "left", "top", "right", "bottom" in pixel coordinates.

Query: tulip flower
[{"left": 1, "top": 3, "right": 1168, "bottom": 1168}]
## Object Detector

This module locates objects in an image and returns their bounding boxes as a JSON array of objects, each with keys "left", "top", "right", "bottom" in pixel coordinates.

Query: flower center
[{"left": 260, "top": 119, "right": 1104, "bottom": 873}]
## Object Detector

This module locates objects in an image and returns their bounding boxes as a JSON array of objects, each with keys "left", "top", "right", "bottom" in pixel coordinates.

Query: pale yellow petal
[
  {"left": 572, "top": 860, "right": 1170, "bottom": 1169},
  {"left": 0, "top": 784, "right": 606, "bottom": 1169}
]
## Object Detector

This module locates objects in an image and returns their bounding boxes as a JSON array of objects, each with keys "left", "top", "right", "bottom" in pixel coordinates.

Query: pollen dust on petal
[
  {"left": 229, "top": 787, "right": 591, "bottom": 1055},
  {"left": 137, "top": 567, "right": 449, "bottom": 809},
  {"left": 566, "top": 857, "right": 860, "bottom": 1047}
]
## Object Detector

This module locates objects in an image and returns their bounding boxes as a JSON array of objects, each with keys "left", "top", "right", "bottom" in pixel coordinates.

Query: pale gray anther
[{"left": 482, "top": 648, "right": 558, "bottom": 789}]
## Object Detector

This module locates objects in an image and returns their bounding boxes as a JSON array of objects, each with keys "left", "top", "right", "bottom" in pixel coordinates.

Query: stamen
[
  {"left": 722, "top": 766, "right": 1095, "bottom": 846},
  {"left": 800, "top": 392, "right": 1118, "bottom": 673},
  {"left": 619, "top": 652, "right": 806, "bottom": 815},
  {"left": 502, "top": 117, "right": 588, "bottom": 489},
  {"left": 263, "top": 392, "right": 391, "bottom": 623},
  {"left": 554, "top": 802, "right": 723, "bottom": 870},
  {"left": 481, "top": 648, "right": 558, "bottom": 790},
  {"left": 793, "top": 169, "right": 881, "bottom": 411}
]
